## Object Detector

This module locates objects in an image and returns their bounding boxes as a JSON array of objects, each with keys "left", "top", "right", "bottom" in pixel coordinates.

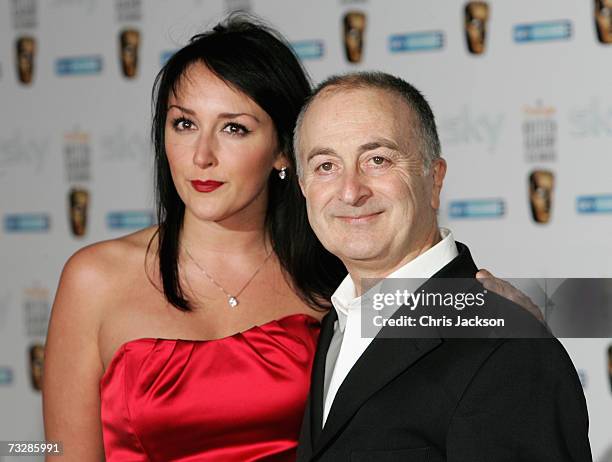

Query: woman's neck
[{"left": 180, "top": 209, "right": 270, "bottom": 258}]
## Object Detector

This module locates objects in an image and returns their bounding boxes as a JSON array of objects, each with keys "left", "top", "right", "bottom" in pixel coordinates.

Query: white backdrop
[{"left": 0, "top": 0, "right": 610, "bottom": 460}]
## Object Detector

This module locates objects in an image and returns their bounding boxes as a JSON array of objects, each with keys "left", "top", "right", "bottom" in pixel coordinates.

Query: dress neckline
[{"left": 101, "top": 313, "right": 321, "bottom": 380}]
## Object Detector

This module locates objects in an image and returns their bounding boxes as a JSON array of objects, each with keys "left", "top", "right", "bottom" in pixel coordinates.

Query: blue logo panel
[
  {"left": 449, "top": 199, "right": 505, "bottom": 219},
  {"left": 513, "top": 20, "right": 572, "bottom": 43},
  {"left": 56, "top": 56, "right": 103, "bottom": 76},
  {"left": 577, "top": 195, "right": 612, "bottom": 214},
  {"left": 160, "top": 50, "right": 177, "bottom": 66},
  {"left": 389, "top": 31, "right": 444, "bottom": 52},
  {"left": 107, "top": 211, "right": 155, "bottom": 229},
  {"left": 291, "top": 40, "right": 325, "bottom": 60},
  {"left": 3, "top": 213, "right": 50, "bottom": 232},
  {"left": 0, "top": 367, "right": 13, "bottom": 385}
]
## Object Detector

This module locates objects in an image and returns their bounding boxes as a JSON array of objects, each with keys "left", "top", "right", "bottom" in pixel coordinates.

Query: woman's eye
[
  {"left": 172, "top": 117, "right": 194, "bottom": 131},
  {"left": 222, "top": 122, "right": 250, "bottom": 136}
]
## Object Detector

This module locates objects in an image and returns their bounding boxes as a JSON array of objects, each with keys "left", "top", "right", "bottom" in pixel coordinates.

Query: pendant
[{"left": 228, "top": 296, "right": 239, "bottom": 308}]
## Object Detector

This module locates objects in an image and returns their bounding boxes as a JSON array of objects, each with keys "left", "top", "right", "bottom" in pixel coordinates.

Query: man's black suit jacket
[{"left": 297, "top": 242, "right": 591, "bottom": 462}]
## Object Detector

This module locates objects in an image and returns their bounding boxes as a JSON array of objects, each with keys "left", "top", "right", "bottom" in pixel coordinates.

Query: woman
[{"left": 43, "top": 16, "right": 345, "bottom": 461}]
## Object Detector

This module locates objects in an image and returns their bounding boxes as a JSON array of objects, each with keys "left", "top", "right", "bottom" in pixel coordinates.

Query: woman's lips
[{"left": 191, "top": 180, "right": 225, "bottom": 193}]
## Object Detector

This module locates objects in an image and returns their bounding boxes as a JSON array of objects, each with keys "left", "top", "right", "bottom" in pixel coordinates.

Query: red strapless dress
[{"left": 100, "top": 313, "right": 320, "bottom": 461}]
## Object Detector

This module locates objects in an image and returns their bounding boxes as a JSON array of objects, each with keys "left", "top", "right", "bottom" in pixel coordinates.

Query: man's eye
[
  {"left": 317, "top": 162, "right": 335, "bottom": 172},
  {"left": 368, "top": 156, "right": 389, "bottom": 167},
  {"left": 222, "top": 122, "right": 250, "bottom": 136}
]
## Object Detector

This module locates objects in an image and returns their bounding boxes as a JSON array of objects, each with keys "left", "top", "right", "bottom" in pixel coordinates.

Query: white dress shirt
[{"left": 322, "top": 228, "right": 459, "bottom": 427}]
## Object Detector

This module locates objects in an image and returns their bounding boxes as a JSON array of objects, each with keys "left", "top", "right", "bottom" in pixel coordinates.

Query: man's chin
[{"left": 335, "top": 245, "right": 383, "bottom": 264}]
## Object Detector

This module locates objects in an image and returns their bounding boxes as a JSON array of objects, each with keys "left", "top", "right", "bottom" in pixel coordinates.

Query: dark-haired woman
[{"left": 43, "top": 17, "right": 344, "bottom": 461}]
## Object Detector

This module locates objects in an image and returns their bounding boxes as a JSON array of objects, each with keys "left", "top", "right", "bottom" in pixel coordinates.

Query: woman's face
[{"left": 165, "top": 63, "right": 284, "bottom": 226}]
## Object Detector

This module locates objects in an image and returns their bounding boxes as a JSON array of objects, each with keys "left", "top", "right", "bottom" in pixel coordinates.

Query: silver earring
[{"left": 278, "top": 167, "right": 287, "bottom": 180}]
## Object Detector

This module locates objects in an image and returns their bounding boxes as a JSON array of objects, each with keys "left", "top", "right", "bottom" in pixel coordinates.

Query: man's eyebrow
[
  {"left": 306, "top": 147, "right": 338, "bottom": 163},
  {"left": 357, "top": 137, "right": 400, "bottom": 153}
]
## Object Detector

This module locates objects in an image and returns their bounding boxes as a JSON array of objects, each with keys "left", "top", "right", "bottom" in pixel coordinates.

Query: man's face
[
  {"left": 529, "top": 170, "right": 554, "bottom": 224},
  {"left": 120, "top": 29, "right": 140, "bottom": 78},
  {"left": 298, "top": 88, "right": 446, "bottom": 272},
  {"left": 465, "top": 1, "right": 489, "bottom": 55},
  {"left": 16, "top": 36, "right": 36, "bottom": 84},
  {"left": 343, "top": 12, "right": 366, "bottom": 63},
  {"left": 595, "top": 0, "right": 612, "bottom": 43}
]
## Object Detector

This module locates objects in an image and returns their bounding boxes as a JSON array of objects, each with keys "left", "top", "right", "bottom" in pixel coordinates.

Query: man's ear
[{"left": 430, "top": 157, "right": 447, "bottom": 211}]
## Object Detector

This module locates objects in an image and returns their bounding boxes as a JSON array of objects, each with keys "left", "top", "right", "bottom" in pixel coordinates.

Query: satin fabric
[{"left": 100, "top": 313, "right": 320, "bottom": 461}]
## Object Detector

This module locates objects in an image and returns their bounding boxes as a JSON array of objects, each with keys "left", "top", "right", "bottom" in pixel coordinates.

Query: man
[{"left": 293, "top": 72, "right": 591, "bottom": 461}]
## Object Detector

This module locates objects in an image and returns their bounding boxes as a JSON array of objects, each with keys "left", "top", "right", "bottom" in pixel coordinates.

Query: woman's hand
[{"left": 475, "top": 269, "right": 544, "bottom": 322}]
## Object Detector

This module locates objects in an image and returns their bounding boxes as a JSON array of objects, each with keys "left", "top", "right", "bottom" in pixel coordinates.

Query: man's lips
[
  {"left": 335, "top": 211, "right": 384, "bottom": 223},
  {"left": 191, "top": 180, "right": 225, "bottom": 192}
]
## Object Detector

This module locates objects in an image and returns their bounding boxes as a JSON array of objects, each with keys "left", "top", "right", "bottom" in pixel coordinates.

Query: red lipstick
[{"left": 191, "top": 180, "right": 224, "bottom": 193}]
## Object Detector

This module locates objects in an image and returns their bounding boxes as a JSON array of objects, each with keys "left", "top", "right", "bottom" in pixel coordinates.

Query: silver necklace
[{"left": 182, "top": 245, "right": 273, "bottom": 308}]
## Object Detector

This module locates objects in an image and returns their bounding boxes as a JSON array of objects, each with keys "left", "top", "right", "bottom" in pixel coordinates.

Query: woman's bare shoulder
[{"left": 60, "top": 226, "right": 158, "bottom": 298}]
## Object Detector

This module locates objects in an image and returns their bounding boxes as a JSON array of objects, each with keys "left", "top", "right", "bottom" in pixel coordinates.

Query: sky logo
[
  {"left": 3, "top": 213, "right": 50, "bottom": 232},
  {"left": 449, "top": 199, "right": 505, "bottom": 219},
  {"left": 107, "top": 211, "right": 154, "bottom": 229},
  {"left": 160, "top": 50, "right": 177, "bottom": 66},
  {"left": 56, "top": 56, "right": 103, "bottom": 76},
  {"left": 290, "top": 40, "right": 325, "bottom": 60},
  {"left": 389, "top": 31, "right": 444, "bottom": 53},
  {"left": 0, "top": 367, "right": 13, "bottom": 385},
  {"left": 513, "top": 20, "right": 572, "bottom": 43},
  {"left": 576, "top": 195, "right": 612, "bottom": 214}
]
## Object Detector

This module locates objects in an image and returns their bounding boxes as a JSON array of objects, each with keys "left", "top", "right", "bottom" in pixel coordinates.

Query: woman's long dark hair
[{"left": 149, "top": 14, "right": 346, "bottom": 311}]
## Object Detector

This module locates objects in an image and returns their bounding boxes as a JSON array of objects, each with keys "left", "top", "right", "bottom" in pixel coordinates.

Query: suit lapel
[
  {"left": 312, "top": 242, "right": 478, "bottom": 457},
  {"left": 312, "top": 328, "right": 441, "bottom": 456},
  {"left": 309, "top": 308, "right": 337, "bottom": 447}
]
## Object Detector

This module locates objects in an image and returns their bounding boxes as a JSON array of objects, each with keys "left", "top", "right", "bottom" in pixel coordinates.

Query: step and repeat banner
[{"left": 0, "top": 0, "right": 611, "bottom": 460}]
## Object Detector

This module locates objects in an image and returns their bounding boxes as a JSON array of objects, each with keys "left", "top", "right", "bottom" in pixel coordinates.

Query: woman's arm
[{"left": 43, "top": 247, "right": 109, "bottom": 461}]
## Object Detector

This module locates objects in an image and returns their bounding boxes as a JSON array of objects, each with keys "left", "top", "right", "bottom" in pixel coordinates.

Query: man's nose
[
  {"left": 338, "top": 170, "right": 372, "bottom": 206},
  {"left": 192, "top": 133, "right": 217, "bottom": 169}
]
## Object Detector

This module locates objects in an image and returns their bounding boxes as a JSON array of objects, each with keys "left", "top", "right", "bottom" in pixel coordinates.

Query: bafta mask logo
[
  {"left": 529, "top": 170, "right": 554, "bottom": 224},
  {"left": 343, "top": 11, "right": 366, "bottom": 63},
  {"left": 465, "top": 1, "right": 489, "bottom": 55},
  {"left": 16, "top": 36, "right": 36, "bottom": 85},
  {"left": 29, "top": 343, "right": 44, "bottom": 391},
  {"left": 595, "top": 0, "right": 612, "bottom": 43},
  {"left": 69, "top": 187, "right": 89, "bottom": 237},
  {"left": 119, "top": 28, "right": 140, "bottom": 78}
]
